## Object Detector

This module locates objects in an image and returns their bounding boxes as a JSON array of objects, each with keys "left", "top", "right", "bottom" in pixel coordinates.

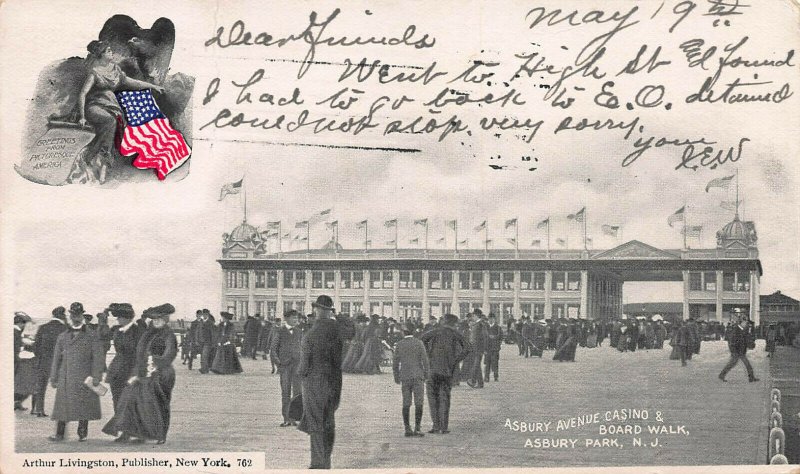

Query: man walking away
[
  {"left": 421, "top": 313, "right": 468, "bottom": 434},
  {"left": 484, "top": 314, "right": 502, "bottom": 382},
  {"left": 719, "top": 313, "right": 760, "bottom": 383},
  {"left": 393, "top": 322, "right": 429, "bottom": 437}
]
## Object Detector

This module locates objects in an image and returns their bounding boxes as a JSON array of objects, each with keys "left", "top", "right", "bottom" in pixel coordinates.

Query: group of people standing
[{"left": 13, "top": 302, "right": 178, "bottom": 444}]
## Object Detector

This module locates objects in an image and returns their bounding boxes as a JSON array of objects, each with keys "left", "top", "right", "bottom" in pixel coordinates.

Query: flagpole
[
  {"left": 395, "top": 221, "right": 398, "bottom": 252},
  {"left": 683, "top": 203, "right": 687, "bottom": 250},
  {"left": 735, "top": 167, "right": 740, "bottom": 219},
  {"left": 485, "top": 221, "right": 488, "bottom": 254},
  {"left": 425, "top": 221, "right": 429, "bottom": 251},
  {"left": 455, "top": 221, "right": 459, "bottom": 252},
  {"left": 546, "top": 219, "right": 550, "bottom": 253},
  {"left": 515, "top": 219, "right": 519, "bottom": 255},
  {"left": 278, "top": 221, "right": 282, "bottom": 255},
  {"left": 365, "top": 221, "right": 369, "bottom": 251},
  {"left": 583, "top": 208, "right": 588, "bottom": 250},
  {"left": 307, "top": 221, "right": 310, "bottom": 253},
  {"left": 243, "top": 179, "right": 248, "bottom": 223}
]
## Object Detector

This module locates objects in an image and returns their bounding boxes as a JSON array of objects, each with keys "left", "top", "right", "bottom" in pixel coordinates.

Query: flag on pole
[
  {"left": 601, "top": 225, "right": 620, "bottom": 237},
  {"left": 474, "top": 221, "right": 487, "bottom": 232},
  {"left": 325, "top": 221, "right": 338, "bottom": 229},
  {"left": 567, "top": 207, "right": 586, "bottom": 222},
  {"left": 458, "top": 239, "right": 468, "bottom": 246},
  {"left": 446, "top": 220, "right": 457, "bottom": 230},
  {"left": 218, "top": 179, "right": 243, "bottom": 201},
  {"left": 266, "top": 221, "right": 281, "bottom": 229},
  {"left": 504, "top": 218, "right": 517, "bottom": 229},
  {"left": 282, "top": 232, "right": 291, "bottom": 239},
  {"left": 705, "top": 175, "right": 735, "bottom": 192},
  {"left": 414, "top": 218, "right": 428, "bottom": 226},
  {"left": 384, "top": 219, "right": 397, "bottom": 227},
  {"left": 536, "top": 218, "right": 549, "bottom": 229},
  {"left": 319, "top": 209, "right": 332, "bottom": 216},
  {"left": 531, "top": 239, "right": 541, "bottom": 248},
  {"left": 307, "top": 209, "right": 332, "bottom": 225},
  {"left": 507, "top": 237, "right": 517, "bottom": 246},
  {"left": 409, "top": 237, "right": 420, "bottom": 244},
  {"left": 357, "top": 220, "right": 368, "bottom": 228},
  {"left": 682, "top": 225, "right": 702, "bottom": 237},
  {"left": 667, "top": 207, "right": 685, "bottom": 227},
  {"left": 586, "top": 237, "right": 593, "bottom": 247},
  {"left": 556, "top": 238, "right": 566, "bottom": 247},
  {"left": 720, "top": 200, "right": 741, "bottom": 211},
  {"left": 386, "top": 239, "right": 396, "bottom": 245},
  {"left": 436, "top": 237, "right": 446, "bottom": 244},
  {"left": 115, "top": 90, "right": 191, "bottom": 180},
  {"left": 295, "top": 220, "right": 308, "bottom": 228}
]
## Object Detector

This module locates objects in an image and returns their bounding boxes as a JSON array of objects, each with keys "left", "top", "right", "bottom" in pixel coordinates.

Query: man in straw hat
[
  {"left": 297, "top": 295, "right": 343, "bottom": 469},
  {"left": 48, "top": 302, "right": 105, "bottom": 442}
]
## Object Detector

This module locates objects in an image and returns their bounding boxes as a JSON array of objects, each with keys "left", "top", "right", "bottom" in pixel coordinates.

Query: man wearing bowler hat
[
  {"left": 271, "top": 310, "right": 304, "bottom": 426},
  {"left": 298, "top": 295, "right": 344, "bottom": 469},
  {"left": 48, "top": 302, "right": 105, "bottom": 441},
  {"left": 31, "top": 307, "right": 68, "bottom": 416}
]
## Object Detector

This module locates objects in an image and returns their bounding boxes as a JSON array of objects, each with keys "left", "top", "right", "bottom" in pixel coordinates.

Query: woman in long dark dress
[
  {"left": 102, "top": 304, "right": 177, "bottom": 444},
  {"left": 211, "top": 312, "right": 243, "bottom": 374},
  {"left": 353, "top": 315, "right": 383, "bottom": 374},
  {"left": 69, "top": 40, "right": 165, "bottom": 184},
  {"left": 342, "top": 315, "right": 367, "bottom": 373}
]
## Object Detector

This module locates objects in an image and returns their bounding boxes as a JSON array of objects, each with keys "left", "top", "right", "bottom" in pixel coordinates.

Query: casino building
[{"left": 218, "top": 216, "right": 762, "bottom": 325}]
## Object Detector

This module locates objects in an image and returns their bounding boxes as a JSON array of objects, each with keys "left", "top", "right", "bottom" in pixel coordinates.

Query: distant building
[
  {"left": 218, "top": 215, "right": 763, "bottom": 324},
  {"left": 623, "top": 303, "right": 683, "bottom": 324},
  {"left": 760, "top": 291, "right": 800, "bottom": 325}
]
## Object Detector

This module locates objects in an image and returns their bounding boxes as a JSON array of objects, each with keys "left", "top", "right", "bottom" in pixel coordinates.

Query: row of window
[
  {"left": 688, "top": 271, "right": 751, "bottom": 292},
  {"left": 228, "top": 270, "right": 583, "bottom": 291}
]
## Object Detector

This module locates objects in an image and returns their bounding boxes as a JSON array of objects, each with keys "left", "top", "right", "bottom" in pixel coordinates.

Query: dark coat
[
  {"left": 487, "top": 324, "right": 503, "bottom": 352},
  {"left": 33, "top": 319, "right": 68, "bottom": 375},
  {"left": 392, "top": 336, "right": 429, "bottom": 382},
  {"left": 107, "top": 323, "right": 144, "bottom": 386},
  {"left": 420, "top": 325, "right": 468, "bottom": 378},
  {"left": 243, "top": 317, "right": 260, "bottom": 349},
  {"left": 195, "top": 318, "right": 214, "bottom": 344},
  {"left": 298, "top": 318, "right": 344, "bottom": 434},
  {"left": 727, "top": 324, "right": 750, "bottom": 355},
  {"left": 50, "top": 326, "right": 105, "bottom": 421},
  {"left": 257, "top": 322, "right": 273, "bottom": 351},
  {"left": 270, "top": 325, "right": 303, "bottom": 369}
]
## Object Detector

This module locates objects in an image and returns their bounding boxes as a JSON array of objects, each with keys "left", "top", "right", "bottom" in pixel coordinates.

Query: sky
[{"left": 1, "top": 0, "right": 798, "bottom": 323}]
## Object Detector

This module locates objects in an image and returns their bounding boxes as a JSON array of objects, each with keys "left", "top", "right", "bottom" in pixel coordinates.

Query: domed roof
[
  {"left": 719, "top": 216, "right": 747, "bottom": 240},
  {"left": 229, "top": 221, "right": 258, "bottom": 241}
]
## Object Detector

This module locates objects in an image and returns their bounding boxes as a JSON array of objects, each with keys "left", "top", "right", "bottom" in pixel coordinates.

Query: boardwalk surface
[
  {"left": 15, "top": 340, "right": 771, "bottom": 468},
  {"left": 769, "top": 344, "right": 800, "bottom": 464}
]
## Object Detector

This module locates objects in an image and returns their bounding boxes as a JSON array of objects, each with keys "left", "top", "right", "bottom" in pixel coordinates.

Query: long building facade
[{"left": 218, "top": 216, "right": 762, "bottom": 325}]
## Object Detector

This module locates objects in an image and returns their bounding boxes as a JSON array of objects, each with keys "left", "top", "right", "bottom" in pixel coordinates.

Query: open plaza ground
[{"left": 15, "top": 340, "right": 772, "bottom": 468}]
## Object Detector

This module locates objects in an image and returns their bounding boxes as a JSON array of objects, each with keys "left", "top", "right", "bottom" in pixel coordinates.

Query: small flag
[
  {"left": 386, "top": 239, "right": 396, "bottom": 245},
  {"left": 556, "top": 238, "right": 566, "bottom": 247},
  {"left": 295, "top": 220, "right": 309, "bottom": 228},
  {"left": 474, "top": 221, "right": 487, "bottom": 232},
  {"left": 266, "top": 221, "right": 281, "bottom": 229},
  {"left": 536, "top": 218, "right": 549, "bottom": 229},
  {"left": 218, "top": 179, "right": 243, "bottom": 201},
  {"left": 667, "top": 206, "right": 685, "bottom": 228},
  {"left": 567, "top": 207, "right": 586, "bottom": 222},
  {"left": 436, "top": 237, "right": 446, "bottom": 244},
  {"left": 507, "top": 237, "right": 517, "bottom": 245},
  {"left": 505, "top": 218, "right": 517, "bottom": 229},
  {"left": 586, "top": 237, "right": 593, "bottom": 245},
  {"left": 414, "top": 218, "right": 428, "bottom": 226},
  {"left": 531, "top": 239, "right": 541, "bottom": 248},
  {"left": 325, "top": 221, "right": 338, "bottom": 229},
  {"left": 446, "top": 220, "right": 457, "bottom": 230},
  {"left": 485, "top": 239, "right": 493, "bottom": 245},
  {"left": 601, "top": 225, "right": 620, "bottom": 237},
  {"left": 318, "top": 209, "right": 332, "bottom": 216},
  {"left": 720, "top": 200, "right": 741, "bottom": 211},
  {"left": 384, "top": 219, "right": 397, "bottom": 227},
  {"left": 705, "top": 175, "right": 735, "bottom": 192},
  {"left": 409, "top": 237, "right": 420, "bottom": 244},
  {"left": 282, "top": 232, "right": 291, "bottom": 239},
  {"left": 357, "top": 220, "right": 368, "bottom": 228},
  {"left": 115, "top": 90, "right": 191, "bottom": 180},
  {"left": 682, "top": 225, "right": 702, "bottom": 237},
  {"left": 458, "top": 239, "right": 469, "bottom": 246}
]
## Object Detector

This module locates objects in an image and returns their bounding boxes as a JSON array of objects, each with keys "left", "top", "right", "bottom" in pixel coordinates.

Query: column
[
  {"left": 422, "top": 270, "right": 430, "bottom": 320},
  {"left": 247, "top": 269, "right": 256, "bottom": 319},
  {"left": 220, "top": 268, "right": 228, "bottom": 314},
  {"left": 750, "top": 271, "right": 760, "bottom": 325},
  {"left": 682, "top": 271, "right": 690, "bottom": 320},
  {"left": 512, "top": 271, "right": 521, "bottom": 325},
  {"left": 544, "top": 271, "right": 553, "bottom": 318},
  {"left": 482, "top": 271, "right": 490, "bottom": 314},
  {"left": 580, "top": 270, "right": 589, "bottom": 319},
  {"left": 334, "top": 270, "right": 341, "bottom": 311},
  {"left": 392, "top": 269, "right": 400, "bottom": 320},
  {"left": 715, "top": 270, "right": 724, "bottom": 321},
  {"left": 276, "top": 269, "right": 284, "bottom": 317},
  {"left": 305, "top": 269, "right": 312, "bottom": 314},
  {"left": 363, "top": 270, "right": 370, "bottom": 315},
  {"left": 452, "top": 271, "right": 459, "bottom": 315}
]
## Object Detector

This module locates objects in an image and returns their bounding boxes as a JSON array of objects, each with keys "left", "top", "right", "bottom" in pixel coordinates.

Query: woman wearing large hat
[
  {"left": 102, "top": 304, "right": 178, "bottom": 444},
  {"left": 211, "top": 312, "right": 243, "bottom": 374}
]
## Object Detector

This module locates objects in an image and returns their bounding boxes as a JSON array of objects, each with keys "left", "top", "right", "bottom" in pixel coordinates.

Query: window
[
  {"left": 567, "top": 272, "right": 581, "bottom": 291},
  {"left": 490, "top": 303, "right": 501, "bottom": 316},
  {"left": 352, "top": 302, "right": 363, "bottom": 315},
  {"left": 399, "top": 271, "right": 410, "bottom": 288},
  {"left": 459, "top": 303, "right": 470, "bottom": 318},
  {"left": 520, "top": 303, "right": 532, "bottom": 318},
  {"left": 689, "top": 272, "right": 702, "bottom": 291},
  {"left": 723, "top": 272, "right": 736, "bottom": 292},
  {"left": 736, "top": 273, "right": 750, "bottom": 292},
  {"left": 340, "top": 302, "right": 351, "bottom": 314},
  {"left": 430, "top": 303, "right": 442, "bottom": 319},
  {"left": 255, "top": 271, "right": 266, "bottom": 289},
  {"left": 324, "top": 272, "right": 335, "bottom": 289},
  {"left": 533, "top": 272, "right": 546, "bottom": 290},
  {"left": 704, "top": 272, "right": 716, "bottom": 291},
  {"left": 553, "top": 303, "right": 566, "bottom": 318},
  {"left": 266, "top": 301, "right": 277, "bottom": 318},
  {"left": 370, "top": 271, "right": 381, "bottom": 289},
  {"left": 520, "top": 272, "right": 532, "bottom": 290},
  {"left": 471, "top": 272, "right": 483, "bottom": 290},
  {"left": 283, "top": 271, "right": 293, "bottom": 289},
  {"left": 283, "top": 301, "right": 293, "bottom": 314},
  {"left": 295, "top": 301, "right": 305, "bottom": 314},
  {"left": 429, "top": 271, "right": 441, "bottom": 289},
  {"left": 233, "top": 271, "right": 248, "bottom": 289},
  {"left": 459, "top": 272, "right": 470, "bottom": 290},
  {"left": 552, "top": 272, "right": 566, "bottom": 291},
  {"left": 382, "top": 302, "right": 393, "bottom": 317},
  {"left": 340, "top": 271, "right": 351, "bottom": 289},
  {"left": 567, "top": 303, "right": 581, "bottom": 318},
  {"left": 490, "top": 272, "right": 502, "bottom": 290},
  {"left": 383, "top": 271, "right": 393, "bottom": 289},
  {"left": 227, "top": 271, "right": 236, "bottom": 288},
  {"left": 442, "top": 303, "right": 452, "bottom": 315},
  {"left": 503, "top": 272, "right": 514, "bottom": 290},
  {"left": 442, "top": 271, "right": 453, "bottom": 289},
  {"left": 411, "top": 271, "right": 422, "bottom": 289},
  {"left": 370, "top": 302, "right": 381, "bottom": 315},
  {"left": 267, "top": 271, "right": 277, "bottom": 288},
  {"left": 295, "top": 272, "right": 305, "bottom": 289},
  {"left": 312, "top": 271, "right": 323, "bottom": 289},
  {"left": 399, "top": 302, "right": 421, "bottom": 320},
  {"left": 256, "top": 300, "right": 266, "bottom": 316},
  {"left": 352, "top": 271, "right": 364, "bottom": 289},
  {"left": 502, "top": 302, "right": 514, "bottom": 318},
  {"left": 533, "top": 303, "right": 545, "bottom": 318}
]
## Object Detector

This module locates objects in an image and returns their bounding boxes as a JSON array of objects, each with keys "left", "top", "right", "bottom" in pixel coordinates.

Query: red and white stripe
[{"left": 117, "top": 118, "right": 191, "bottom": 180}]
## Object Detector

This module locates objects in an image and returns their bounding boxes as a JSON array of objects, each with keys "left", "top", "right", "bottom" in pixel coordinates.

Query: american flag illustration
[{"left": 115, "top": 90, "right": 191, "bottom": 180}]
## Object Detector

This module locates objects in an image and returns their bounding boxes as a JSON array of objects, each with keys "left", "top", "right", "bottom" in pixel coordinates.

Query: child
[{"left": 392, "top": 323, "right": 430, "bottom": 437}]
